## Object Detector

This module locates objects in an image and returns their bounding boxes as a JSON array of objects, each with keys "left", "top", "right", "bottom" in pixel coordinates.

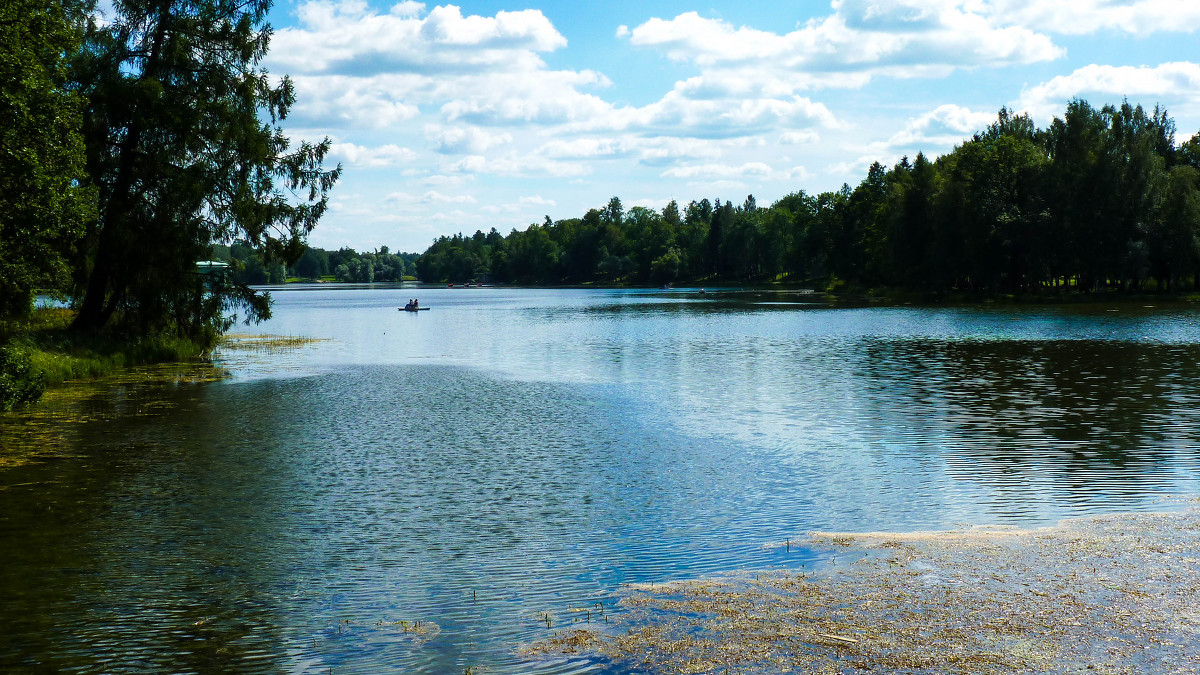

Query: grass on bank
[{"left": 0, "top": 308, "right": 211, "bottom": 411}]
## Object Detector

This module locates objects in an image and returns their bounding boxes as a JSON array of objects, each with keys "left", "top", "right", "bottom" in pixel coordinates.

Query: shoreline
[
  {"left": 529, "top": 501, "right": 1200, "bottom": 674},
  {"left": 274, "top": 278, "right": 1200, "bottom": 307}
]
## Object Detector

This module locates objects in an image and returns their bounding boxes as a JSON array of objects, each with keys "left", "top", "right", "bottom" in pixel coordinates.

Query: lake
[{"left": 3, "top": 286, "right": 1200, "bottom": 673}]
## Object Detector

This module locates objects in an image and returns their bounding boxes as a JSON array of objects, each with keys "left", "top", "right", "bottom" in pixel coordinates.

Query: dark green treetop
[
  {"left": 0, "top": 0, "right": 96, "bottom": 318},
  {"left": 70, "top": 0, "right": 340, "bottom": 338}
]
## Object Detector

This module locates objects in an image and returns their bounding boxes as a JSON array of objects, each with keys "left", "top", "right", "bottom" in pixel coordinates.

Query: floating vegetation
[
  {"left": 0, "top": 360, "right": 227, "bottom": 467},
  {"left": 527, "top": 505, "right": 1200, "bottom": 674},
  {"left": 374, "top": 618, "right": 441, "bottom": 641},
  {"left": 216, "top": 333, "right": 327, "bottom": 352}
]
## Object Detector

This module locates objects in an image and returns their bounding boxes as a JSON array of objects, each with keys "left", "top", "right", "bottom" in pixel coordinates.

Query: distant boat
[{"left": 399, "top": 306, "right": 430, "bottom": 312}]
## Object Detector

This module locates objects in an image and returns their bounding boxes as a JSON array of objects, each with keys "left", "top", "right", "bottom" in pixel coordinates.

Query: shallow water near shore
[{"left": 3, "top": 286, "right": 1200, "bottom": 673}]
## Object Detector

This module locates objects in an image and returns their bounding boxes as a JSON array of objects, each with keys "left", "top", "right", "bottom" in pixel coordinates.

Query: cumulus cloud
[
  {"left": 629, "top": 198, "right": 671, "bottom": 210},
  {"left": 421, "top": 190, "right": 477, "bottom": 204},
  {"left": 1017, "top": 62, "right": 1200, "bottom": 121},
  {"left": 422, "top": 173, "right": 472, "bottom": 186},
  {"left": 519, "top": 195, "right": 556, "bottom": 206},
  {"left": 274, "top": 2, "right": 565, "bottom": 75},
  {"left": 574, "top": 89, "right": 839, "bottom": 139},
  {"left": 661, "top": 162, "right": 774, "bottom": 179},
  {"left": 288, "top": 75, "right": 422, "bottom": 128},
  {"left": 429, "top": 126, "right": 512, "bottom": 154},
  {"left": 328, "top": 142, "right": 417, "bottom": 167},
  {"left": 267, "top": 3, "right": 609, "bottom": 133},
  {"left": 536, "top": 138, "right": 629, "bottom": 159},
  {"left": 785, "top": 166, "right": 813, "bottom": 181},
  {"left": 883, "top": 104, "right": 996, "bottom": 149},
  {"left": 626, "top": 5, "right": 1064, "bottom": 93},
  {"left": 534, "top": 136, "right": 729, "bottom": 168},
  {"left": 438, "top": 70, "right": 613, "bottom": 126},
  {"left": 780, "top": 130, "right": 820, "bottom": 145},
  {"left": 449, "top": 154, "right": 589, "bottom": 178},
  {"left": 827, "top": 156, "right": 886, "bottom": 178},
  {"left": 986, "top": 0, "right": 1200, "bottom": 36}
]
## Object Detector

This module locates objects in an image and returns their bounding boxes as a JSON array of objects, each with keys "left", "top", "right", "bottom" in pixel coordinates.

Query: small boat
[{"left": 399, "top": 306, "right": 430, "bottom": 312}]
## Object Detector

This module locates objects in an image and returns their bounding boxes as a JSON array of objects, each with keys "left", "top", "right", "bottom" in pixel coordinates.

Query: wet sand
[{"left": 528, "top": 502, "right": 1200, "bottom": 673}]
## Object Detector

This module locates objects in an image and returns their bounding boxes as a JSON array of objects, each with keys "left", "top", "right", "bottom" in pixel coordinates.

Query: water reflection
[
  {"left": 859, "top": 338, "right": 1200, "bottom": 516},
  {"left": 4, "top": 289, "right": 1200, "bottom": 673}
]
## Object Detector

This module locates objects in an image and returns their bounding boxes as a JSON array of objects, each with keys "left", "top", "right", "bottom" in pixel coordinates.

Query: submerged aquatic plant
[{"left": 527, "top": 504, "right": 1200, "bottom": 674}]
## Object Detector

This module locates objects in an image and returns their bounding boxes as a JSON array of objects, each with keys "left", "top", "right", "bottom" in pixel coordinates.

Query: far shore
[
  {"left": 275, "top": 277, "right": 1200, "bottom": 302},
  {"left": 528, "top": 500, "right": 1200, "bottom": 674}
]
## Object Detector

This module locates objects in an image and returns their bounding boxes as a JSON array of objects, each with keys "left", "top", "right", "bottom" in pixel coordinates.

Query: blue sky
[{"left": 260, "top": 0, "right": 1200, "bottom": 253}]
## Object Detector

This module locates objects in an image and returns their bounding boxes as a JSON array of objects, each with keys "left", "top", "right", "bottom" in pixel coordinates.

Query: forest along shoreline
[{"left": 527, "top": 499, "right": 1200, "bottom": 674}]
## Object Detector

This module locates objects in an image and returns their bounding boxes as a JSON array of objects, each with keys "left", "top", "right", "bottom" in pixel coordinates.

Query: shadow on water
[{"left": 0, "top": 369, "right": 292, "bottom": 674}]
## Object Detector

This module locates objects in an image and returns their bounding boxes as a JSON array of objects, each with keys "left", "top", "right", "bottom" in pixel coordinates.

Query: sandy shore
[{"left": 528, "top": 503, "right": 1200, "bottom": 673}]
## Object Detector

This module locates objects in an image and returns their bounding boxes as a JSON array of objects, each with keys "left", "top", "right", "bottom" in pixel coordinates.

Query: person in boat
[
  {"left": 404, "top": 299, "right": 413, "bottom": 310},
  {"left": 413, "top": 298, "right": 419, "bottom": 309}
]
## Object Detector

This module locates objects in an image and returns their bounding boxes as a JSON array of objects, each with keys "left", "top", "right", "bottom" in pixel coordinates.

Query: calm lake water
[{"left": 4, "top": 286, "right": 1200, "bottom": 673}]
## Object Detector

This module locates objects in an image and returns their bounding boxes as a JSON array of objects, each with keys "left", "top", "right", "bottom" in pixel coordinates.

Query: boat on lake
[{"left": 400, "top": 306, "right": 430, "bottom": 312}]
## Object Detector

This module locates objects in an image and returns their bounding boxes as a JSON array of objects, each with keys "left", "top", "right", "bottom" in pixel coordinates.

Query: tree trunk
[{"left": 72, "top": 2, "right": 170, "bottom": 331}]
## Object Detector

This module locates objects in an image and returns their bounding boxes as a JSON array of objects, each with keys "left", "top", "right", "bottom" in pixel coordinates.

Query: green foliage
[
  {"left": 0, "top": 339, "right": 47, "bottom": 411},
  {"left": 69, "top": 0, "right": 340, "bottom": 335},
  {"left": 0, "top": 307, "right": 211, "bottom": 409},
  {"left": 415, "top": 100, "right": 1200, "bottom": 296},
  {"left": 0, "top": 0, "right": 95, "bottom": 318}
]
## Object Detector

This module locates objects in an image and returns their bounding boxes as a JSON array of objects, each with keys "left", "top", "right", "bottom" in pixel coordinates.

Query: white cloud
[
  {"left": 686, "top": 179, "right": 750, "bottom": 193},
  {"left": 328, "top": 142, "right": 417, "bottom": 167},
  {"left": 780, "top": 130, "right": 820, "bottom": 145},
  {"left": 1018, "top": 62, "right": 1200, "bottom": 121},
  {"left": 274, "top": 2, "right": 565, "bottom": 75},
  {"left": 661, "top": 162, "right": 774, "bottom": 179},
  {"left": 785, "top": 166, "right": 813, "bottom": 181},
  {"left": 428, "top": 126, "right": 512, "bottom": 154},
  {"left": 537, "top": 138, "right": 628, "bottom": 159},
  {"left": 626, "top": 6, "right": 1064, "bottom": 92},
  {"left": 827, "top": 156, "right": 886, "bottom": 178},
  {"left": 290, "top": 75, "right": 421, "bottom": 128},
  {"left": 629, "top": 198, "right": 672, "bottom": 210},
  {"left": 389, "top": 1, "right": 424, "bottom": 18},
  {"left": 519, "top": 195, "right": 556, "bottom": 206},
  {"left": 421, "top": 190, "right": 477, "bottom": 204},
  {"left": 449, "top": 154, "right": 589, "bottom": 178},
  {"left": 986, "top": 0, "right": 1200, "bottom": 36},
  {"left": 581, "top": 90, "right": 839, "bottom": 139},
  {"left": 268, "top": 3, "right": 608, "bottom": 133},
  {"left": 438, "top": 70, "right": 613, "bottom": 125},
  {"left": 883, "top": 104, "right": 996, "bottom": 149},
  {"left": 422, "top": 173, "right": 471, "bottom": 186}
]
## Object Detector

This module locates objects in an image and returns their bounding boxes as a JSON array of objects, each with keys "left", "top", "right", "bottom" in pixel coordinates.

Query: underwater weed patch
[{"left": 529, "top": 507, "right": 1200, "bottom": 674}]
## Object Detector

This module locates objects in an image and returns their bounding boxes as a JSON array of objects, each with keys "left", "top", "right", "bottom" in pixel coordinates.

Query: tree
[
  {"left": 0, "top": 0, "right": 95, "bottom": 317},
  {"left": 69, "top": 0, "right": 340, "bottom": 338}
]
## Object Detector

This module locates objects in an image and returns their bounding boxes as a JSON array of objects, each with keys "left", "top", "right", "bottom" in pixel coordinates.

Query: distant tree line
[
  {"left": 211, "top": 244, "right": 419, "bottom": 284},
  {"left": 418, "top": 100, "right": 1200, "bottom": 293}
]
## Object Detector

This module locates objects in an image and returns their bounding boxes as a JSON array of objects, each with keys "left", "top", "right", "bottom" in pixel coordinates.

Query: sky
[{"left": 259, "top": 0, "right": 1200, "bottom": 253}]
